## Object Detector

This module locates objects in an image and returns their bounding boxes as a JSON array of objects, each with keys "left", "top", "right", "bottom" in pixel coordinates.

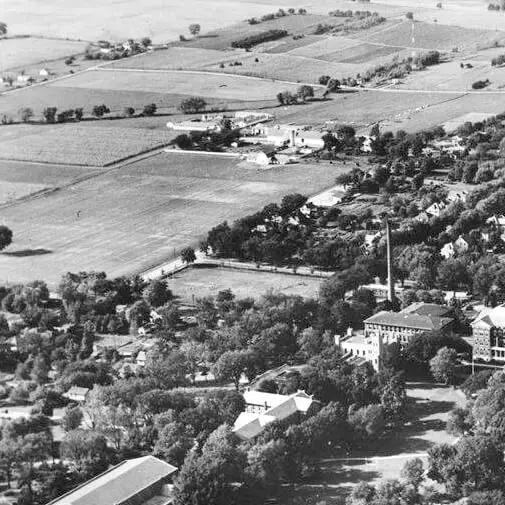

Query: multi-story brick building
[{"left": 471, "top": 305, "right": 505, "bottom": 361}]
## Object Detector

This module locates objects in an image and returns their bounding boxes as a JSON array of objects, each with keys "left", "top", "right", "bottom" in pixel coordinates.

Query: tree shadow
[{"left": 3, "top": 248, "right": 53, "bottom": 257}]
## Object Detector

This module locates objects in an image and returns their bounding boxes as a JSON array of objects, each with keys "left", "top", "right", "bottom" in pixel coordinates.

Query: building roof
[
  {"left": 65, "top": 386, "right": 90, "bottom": 397},
  {"left": 234, "top": 391, "right": 313, "bottom": 440},
  {"left": 364, "top": 310, "right": 453, "bottom": 331},
  {"left": 401, "top": 302, "right": 452, "bottom": 318},
  {"left": 47, "top": 456, "right": 177, "bottom": 505},
  {"left": 472, "top": 304, "right": 505, "bottom": 328}
]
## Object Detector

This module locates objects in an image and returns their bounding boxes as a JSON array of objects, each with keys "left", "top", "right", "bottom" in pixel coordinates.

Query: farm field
[
  {"left": 376, "top": 91, "right": 505, "bottom": 132},
  {"left": 172, "top": 14, "right": 334, "bottom": 51},
  {"left": 0, "top": 152, "right": 350, "bottom": 286},
  {"left": 167, "top": 265, "right": 323, "bottom": 302},
  {"left": 0, "top": 37, "right": 87, "bottom": 72},
  {"left": 202, "top": 52, "right": 358, "bottom": 82},
  {"left": 49, "top": 69, "right": 303, "bottom": 101},
  {"left": 262, "top": 90, "right": 464, "bottom": 129},
  {"left": 398, "top": 59, "right": 505, "bottom": 91},
  {"left": 356, "top": 20, "right": 501, "bottom": 51},
  {"left": 0, "top": 160, "right": 97, "bottom": 205},
  {"left": 0, "top": 84, "right": 276, "bottom": 121},
  {"left": 0, "top": 125, "right": 177, "bottom": 166}
]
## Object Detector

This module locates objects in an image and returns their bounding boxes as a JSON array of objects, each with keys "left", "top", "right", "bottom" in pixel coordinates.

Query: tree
[
  {"left": 60, "top": 429, "right": 108, "bottom": 475},
  {"left": 213, "top": 350, "right": 258, "bottom": 390},
  {"left": 92, "top": 104, "right": 110, "bottom": 117},
  {"left": 141, "top": 37, "right": 152, "bottom": 47},
  {"left": 19, "top": 108, "right": 34, "bottom": 123},
  {"left": 406, "top": 11, "right": 414, "bottom": 19},
  {"left": 43, "top": 107, "right": 57, "bottom": 123},
  {"left": 428, "top": 435, "right": 505, "bottom": 496},
  {"left": 0, "top": 225, "right": 13, "bottom": 251},
  {"left": 348, "top": 404, "right": 385, "bottom": 443},
  {"left": 143, "top": 279, "right": 172, "bottom": 308},
  {"left": 429, "top": 347, "right": 458, "bottom": 384},
  {"left": 173, "top": 425, "right": 244, "bottom": 505},
  {"left": 401, "top": 457, "right": 424, "bottom": 491},
  {"left": 467, "top": 490, "right": 505, "bottom": 505},
  {"left": 30, "top": 355, "right": 49, "bottom": 384},
  {"left": 0, "top": 22, "right": 7, "bottom": 36},
  {"left": 189, "top": 24, "right": 201, "bottom": 37},
  {"left": 297, "top": 85, "right": 314, "bottom": 101},
  {"left": 124, "top": 107, "right": 135, "bottom": 117},
  {"left": 0, "top": 437, "right": 20, "bottom": 488},
  {"left": 143, "top": 103, "right": 157, "bottom": 115},
  {"left": 62, "top": 405, "right": 84, "bottom": 432},
  {"left": 179, "top": 97, "right": 207, "bottom": 113},
  {"left": 437, "top": 258, "right": 469, "bottom": 292},
  {"left": 181, "top": 247, "right": 196, "bottom": 264},
  {"left": 64, "top": 56, "right": 75, "bottom": 65}
]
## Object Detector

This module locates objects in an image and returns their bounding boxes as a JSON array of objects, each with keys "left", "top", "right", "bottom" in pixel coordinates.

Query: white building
[
  {"left": 335, "top": 329, "right": 384, "bottom": 371},
  {"left": 233, "top": 390, "right": 313, "bottom": 440},
  {"left": 166, "top": 120, "right": 220, "bottom": 132}
]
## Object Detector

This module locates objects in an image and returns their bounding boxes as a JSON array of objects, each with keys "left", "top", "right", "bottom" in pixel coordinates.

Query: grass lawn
[
  {"left": 0, "top": 151, "right": 349, "bottom": 286},
  {"left": 0, "top": 124, "right": 177, "bottom": 166},
  {"left": 276, "top": 381, "right": 466, "bottom": 505},
  {"left": 0, "top": 37, "right": 87, "bottom": 72},
  {"left": 167, "top": 265, "right": 323, "bottom": 302}
]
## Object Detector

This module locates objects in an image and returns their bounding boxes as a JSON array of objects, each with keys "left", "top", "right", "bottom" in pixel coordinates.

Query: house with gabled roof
[
  {"left": 233, "top": 390, "right": 313, "bottom": 440},
  {"left": 47, "top": 456, "right": 178, "bottom": 505}
]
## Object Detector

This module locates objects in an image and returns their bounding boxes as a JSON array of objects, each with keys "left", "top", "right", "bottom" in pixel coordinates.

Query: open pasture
[
  {"left": 357, "top": 20, "right": 500, "bottom": 51},
  {"left": 49, "top": 69, "right": 302, "bottom": 101},
  {"left": 0, "top": 151, "right": 348, "bottom": 286},
  {"left": 0, "top": 37, "right": 87, "bottom": 72},
  {"left": 0, "top": 125, "right": 176, "bottom": 166},
  {"left": 322, "top": 42, "right": 406, "bottom": 64},
  {"left": 167, "top": 265, "right": 323, "bottom": 302}
]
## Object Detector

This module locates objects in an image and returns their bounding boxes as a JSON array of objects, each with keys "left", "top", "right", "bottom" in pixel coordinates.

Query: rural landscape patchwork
[{"left": 4, "top": 0, "right": 505, "bottom": 504}]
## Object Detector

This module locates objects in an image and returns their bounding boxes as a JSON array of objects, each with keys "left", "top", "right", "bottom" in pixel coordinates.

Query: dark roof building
[{"left": 364, "top": 302, "right": 454, "bottom": 345}]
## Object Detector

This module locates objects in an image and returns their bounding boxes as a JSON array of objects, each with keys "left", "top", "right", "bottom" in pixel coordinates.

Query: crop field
[
  {"left": 262, "top": 34, "right": 323, "bottom": 54},
  {"left": 108, "top": 48, "right": 240, "bottom": 71},
  {"left": 262, "top": 89, "right": 463, "bottom": 128},
  {"left": 0, "top": 152, "right": 349, "bottom": 286},
  {"left": 357, "top": 20, "right": 499, "bottom": 51},
  {"left": 203, "top": 52, "right": 358, "bottom": 82},
  {"left": 49, "top": 69, "right": 302, "bottom": 101},
  {"left": 0, "top": 37, "right": 87, "bottom": 72},
  {"left": 379, "top": 91, "right": 505, "bottom": 133},
  {"left": 167, "top": 265, "right": 323, "bottom": 302},
  {"left": 0, "top": 125, "right": 176, "bottom": 166},
  {"left": 325, "top": 42, "right": 406, "bottom": 65},
  {"left": 399, "top": 60, "right": 505, "bottom": 91}
]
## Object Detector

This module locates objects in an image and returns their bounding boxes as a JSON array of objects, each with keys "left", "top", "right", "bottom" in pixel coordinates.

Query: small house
[
  {"left": 39, "top": 68, "right": 49, "bottom": 77},
  {"left": 64, "top": 386, "right": 90, "bottom": 403}
]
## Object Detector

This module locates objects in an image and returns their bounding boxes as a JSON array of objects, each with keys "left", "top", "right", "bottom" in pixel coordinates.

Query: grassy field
[
  {"left": 0, "top": 124, "right": 177, "bottom": 166},
  {"left": 0, "top": 37, "right": 87, "bottom": 72},
  {"left": 167, "top": 265, "right": 323, "bottom": 302},
  {"left": 49, "top": 69, "right": 302, "bottom": 100},
  {"left": 0, "top": 152, "right": 349, "bottom": 286}
]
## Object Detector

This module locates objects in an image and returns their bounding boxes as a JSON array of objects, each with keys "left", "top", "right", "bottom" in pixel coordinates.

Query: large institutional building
[
  {"left": 337, "top": 303, "right": 455, "bottom": 371},
  {"left": 472, "top": 304, "right": 505, "bottom": 361}
]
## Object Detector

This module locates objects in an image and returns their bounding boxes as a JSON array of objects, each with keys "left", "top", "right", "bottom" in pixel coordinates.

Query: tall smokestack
[{"left": 386, "top": 220, "right": 395, "bottom": 302}]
